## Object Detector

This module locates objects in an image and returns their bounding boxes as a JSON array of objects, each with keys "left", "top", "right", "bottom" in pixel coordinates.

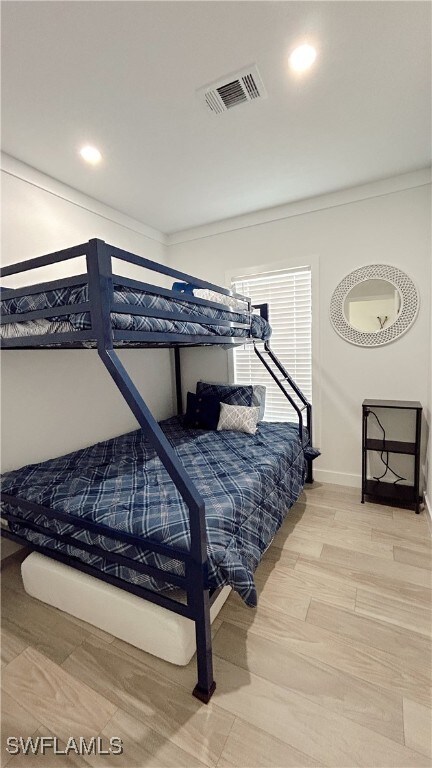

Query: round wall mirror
[{"left": 330, "top": 264, "right": 419, "bottom": 347}]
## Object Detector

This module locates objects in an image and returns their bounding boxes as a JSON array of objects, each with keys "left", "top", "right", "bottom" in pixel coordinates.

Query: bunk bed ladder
[{"left": 254, "top": 341, "right": 314, "bottom": 484}]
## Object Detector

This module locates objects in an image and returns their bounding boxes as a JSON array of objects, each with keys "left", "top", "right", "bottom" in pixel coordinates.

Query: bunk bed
[{"left": 0, "top": 238, "right": 317, "bottom": 703}]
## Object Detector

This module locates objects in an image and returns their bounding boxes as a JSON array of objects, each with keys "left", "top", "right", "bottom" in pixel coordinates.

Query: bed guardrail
[{"left": 0, "top": 238, "right": 253, "bottom": 349}]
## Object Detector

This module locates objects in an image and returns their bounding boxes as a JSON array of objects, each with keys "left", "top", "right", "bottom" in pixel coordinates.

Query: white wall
[
  {"left": 1, "top": 156, "right": 175, "bottom": 473},
  {"left": 167, "top": 174, "right": 431, "bottom": 489}
]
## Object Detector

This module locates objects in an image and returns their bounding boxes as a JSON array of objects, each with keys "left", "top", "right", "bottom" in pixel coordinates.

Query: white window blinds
[{"left": 233, "top": 267, "right": 312, "bottom": 422}]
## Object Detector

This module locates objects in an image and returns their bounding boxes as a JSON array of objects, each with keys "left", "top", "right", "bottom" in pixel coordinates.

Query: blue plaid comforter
[
  {"left": 0, "top": 283, "right": 270, "bottom": 341},
  {"left": 0, "top": 418, "right": 305, "bottom": 606}
]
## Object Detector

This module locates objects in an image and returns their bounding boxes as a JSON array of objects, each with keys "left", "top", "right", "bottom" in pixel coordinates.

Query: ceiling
[{"left": 2, "top": 1, "right": 430, "bottom": 234}]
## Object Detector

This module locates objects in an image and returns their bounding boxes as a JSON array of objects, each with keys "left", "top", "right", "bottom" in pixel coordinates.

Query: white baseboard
[{"left": 313, "top": 468, "right": 362, "bottom": 488}]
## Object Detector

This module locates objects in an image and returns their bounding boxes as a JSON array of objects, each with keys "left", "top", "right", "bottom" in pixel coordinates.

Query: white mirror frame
[{"left": 330, "top": 264, "right": 419, "bottom": 347}]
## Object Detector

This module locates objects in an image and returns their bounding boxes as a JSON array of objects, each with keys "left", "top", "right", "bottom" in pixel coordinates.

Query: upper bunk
[{"left": 0, "top": 238, "right": 271, "bottom": 350}]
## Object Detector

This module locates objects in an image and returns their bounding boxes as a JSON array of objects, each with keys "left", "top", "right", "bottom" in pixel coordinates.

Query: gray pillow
[
  {"left": 196, "top": 382, "right": 253, "bottom": 407},
  {"left": 196, "top": 381, "right": 266, "bottom": 421}
]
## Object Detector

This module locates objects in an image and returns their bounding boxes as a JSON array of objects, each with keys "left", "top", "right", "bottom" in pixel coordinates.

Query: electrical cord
[{"left": 366, "top": 410, "right": 407, "bottom": 485}]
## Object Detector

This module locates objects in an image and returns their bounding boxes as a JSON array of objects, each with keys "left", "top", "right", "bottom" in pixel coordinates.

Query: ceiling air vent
[{"left": 198, "top": 65, "right": 267, "bottom": 115}]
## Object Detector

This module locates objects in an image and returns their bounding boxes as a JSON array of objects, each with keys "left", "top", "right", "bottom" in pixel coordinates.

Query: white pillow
[
  {"left": 217, "top": 403, "right": 260, "bottom": 435},
  {"left": 194, "top": 289, "right": 245, "bottom": 311}
]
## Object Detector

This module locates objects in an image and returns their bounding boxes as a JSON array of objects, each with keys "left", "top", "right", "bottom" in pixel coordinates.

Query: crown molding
[
  {"left": 167, "top": 168, "right": 431, "bottom": 246},
  {"left": 3, "top": 153, "right": 429, "bottom": 248},
  {"left": 1, "top": 152, "right": 167, "bottom": 245}
]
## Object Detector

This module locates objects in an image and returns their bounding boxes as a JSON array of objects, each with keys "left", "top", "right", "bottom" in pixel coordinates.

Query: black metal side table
[{"left": 362, "top": 399, "right": 422, "bottom": 514}]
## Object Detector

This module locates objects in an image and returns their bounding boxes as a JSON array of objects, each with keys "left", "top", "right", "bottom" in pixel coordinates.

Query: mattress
[
  {"left": 1, "top": 417, "right": 306, "bottom": 607},
  {"left": 0, "top": 282, "right": 271, "bottom": 341},
  {"left": 22, "top": 553, "right": 231, "bottom": 665}
]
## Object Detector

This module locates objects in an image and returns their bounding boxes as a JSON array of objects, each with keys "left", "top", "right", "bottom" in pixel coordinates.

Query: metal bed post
[
  {"left": 305, "top": 406, "right": 313, "bottom": 484},
  {"left": 174, "top": 347, "right": 183, "bottom": 415},
  {"left": 86, "top": 239, "right": 215, "bottom": 703}
]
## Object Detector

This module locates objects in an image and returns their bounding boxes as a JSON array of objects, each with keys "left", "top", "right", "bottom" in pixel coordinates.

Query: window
[{"left": 233, "top": 266, "right": 312, "bottom": 421}]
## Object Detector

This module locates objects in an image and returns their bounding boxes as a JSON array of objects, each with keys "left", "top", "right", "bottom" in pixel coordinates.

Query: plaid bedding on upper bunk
[
  {"left": 1, "top": 418, "right": 305, "bottom": 606},
  {"left": 0, "top": 283, "right": 270, "bottom": 341}
]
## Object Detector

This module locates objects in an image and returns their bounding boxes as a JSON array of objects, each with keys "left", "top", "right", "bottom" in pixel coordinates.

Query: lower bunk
[{"left": 1, "top": 416, "right": 308, "bottom": 699}]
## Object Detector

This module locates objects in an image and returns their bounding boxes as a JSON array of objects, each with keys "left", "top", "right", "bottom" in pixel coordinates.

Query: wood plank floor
[{"left": 1, "top": 483, "right": 431, "bottom": 767}]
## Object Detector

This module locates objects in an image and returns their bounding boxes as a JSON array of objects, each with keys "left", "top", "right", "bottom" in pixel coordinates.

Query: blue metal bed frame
[{"left": 0, "top": 238, "right": 313, "bottom": 703}]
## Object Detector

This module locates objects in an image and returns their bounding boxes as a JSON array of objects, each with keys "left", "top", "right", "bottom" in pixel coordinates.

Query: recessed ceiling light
[
  {"left": 289, "top": 44, "right": 317, "bottom": 73},
  {"left": 79, "top": 145, "right": 102, "bottom": 165}
]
